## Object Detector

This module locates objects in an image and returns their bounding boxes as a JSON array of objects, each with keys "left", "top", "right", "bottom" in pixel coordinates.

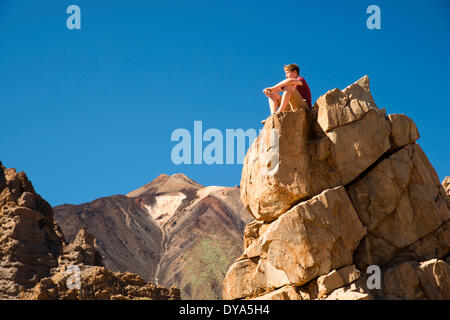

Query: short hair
[{"left": 284, "top": 64, "right": 300, "bottom": 75}]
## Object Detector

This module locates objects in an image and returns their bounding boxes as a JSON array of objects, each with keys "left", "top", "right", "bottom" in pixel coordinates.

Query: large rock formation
[
  {"left": 54, "top": 173, "right": 252, "bottom": 299},
  {"left": 241, "top": 76, "right": 392, "bottom": 221},
  {"left": 223, "top": 76, "right": 450, "bottom": 300},
  {"left": 0, "top": 162, "right": 179, "bottom": 300}
]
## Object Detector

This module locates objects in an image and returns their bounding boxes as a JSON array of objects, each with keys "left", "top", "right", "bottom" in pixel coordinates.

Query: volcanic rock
[
  {"left": 0, "top": 162, "right": 179, "bottom": 300},
  {"left": 223, "top": 76, "right": 450, "bottom": 300}
]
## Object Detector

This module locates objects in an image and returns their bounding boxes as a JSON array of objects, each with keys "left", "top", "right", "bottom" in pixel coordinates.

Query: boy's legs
[
  {"left": 288, "top": 87, "right": 308, "bottom": 111},
  {"left": 278, "top": 85, "right": 295, "bottom": 112},
  {"left": 268, "top": 91, "right": 282, "bottom": 114},
  {"left": 266, "top": 85, "right": 307, "bottom": 115}
]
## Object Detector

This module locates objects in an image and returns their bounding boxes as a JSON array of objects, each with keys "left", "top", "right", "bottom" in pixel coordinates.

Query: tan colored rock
[
  {"left": 342, "top": 75, "right": 378, "bottom": 111},
  {"left": 241, "top": 238, "right": 263, "bottom": 260},
  {"left": 443, "top": 176, "right": 450, "bottom": 196},
  {"left": 240, "top": 221, "right": 271, "bottom": 260},
  {"left": 382, "top": 259, "right": 450, "bottom": 300},
  {"left": 349, "top": 144, "right": 450, "bottom": 268},
  {"left": 316, "top": 76, "right": 377, "bottom": 132},
  {"left": 254, "top": 187, "right": 365, "bottom": 289},
  {"left": 243, "top": 220, "right": 263, "bottom": 249},
  {"left": 254, "top": 259, "right": 291, "bottom": 290},
  {"left": 324, "top": 278, "right": 373, "bottom": 300},
  {"left": 251, "top": 285, "right": 301, "bottom": 300},
  {"left": 260, "top": 187, "right": 365, "bottom": 287},
  {"left": 317, "top": 265, "right": 361, "bottom": 298},
  {"left": 316, "top": 88, "right": 351, "bottom": 132},
  {"left": 388, "top": 114, "right": 420, "bottom": 149},
  {"left": 241, "top": 76, "right": 392, "bottom": 222},
  {"left": 222, "top": 258, "right": 260, "bottom": 300},
  {"left": 326, "top": 107, "right": 390, "bottom": 182},
  {"left": 443, "top": 177, "right": 450, "bottom": 209},
  {"left": 240, "top": 108, "right": 311, "bottom": 221},
  {"left": 223, "top": 186, "right": 366, "bottom": 299},
  {"left": 227, "top": 76, "right": 448, "bottom": 301},
  {"left": 317, "top": 270, "right": 344, "bottom": 298}
]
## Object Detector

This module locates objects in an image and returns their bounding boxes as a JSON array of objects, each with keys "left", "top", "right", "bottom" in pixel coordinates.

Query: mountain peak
[{"left": 127, "top": 173, "right": 203, "bottom": 198}]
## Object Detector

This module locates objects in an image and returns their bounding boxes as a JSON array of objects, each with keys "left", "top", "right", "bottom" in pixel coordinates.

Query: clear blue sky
[{"left": 1, "top": 1, "right": 449, "bottom": 206}]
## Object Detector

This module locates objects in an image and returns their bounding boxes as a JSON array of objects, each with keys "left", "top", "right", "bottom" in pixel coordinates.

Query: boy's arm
[
  {"left": 262, "top": 79, "right": 303, "bottom": 95},
  {"left": 270, "top": 78, "right": 303, "bottom": 92}
]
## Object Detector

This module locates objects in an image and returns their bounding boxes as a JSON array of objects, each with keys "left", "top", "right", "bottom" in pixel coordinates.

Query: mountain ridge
[{"left": 54, "top": 172, "right": 252, "bottom": 299}]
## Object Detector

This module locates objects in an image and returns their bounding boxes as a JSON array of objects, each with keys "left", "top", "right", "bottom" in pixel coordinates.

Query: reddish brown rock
[
  {"left": 0, "top": 162, "right": 179, "bottom": 300},
  {"left": 21, "top": 266, "right": 180, "bottom": 300}
]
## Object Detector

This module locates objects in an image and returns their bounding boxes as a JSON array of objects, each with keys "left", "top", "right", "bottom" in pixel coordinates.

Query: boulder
[
  {"left": 348, "top": 144, "right": 450, "bottom": 268},
  {"left": 326, "top": 107, "right": 390, "bottom": 183},
  {"left": 224, "top": 186, "right": 366, "bottom": 299},
  {"left": 382, "top": 259, "right": 450, "bottom": 300},
  {"left": 316, "top": 265, "right": 361, "bottom": 298},
  {"left": 240, "top": 108, "right": 311, "bottom": 221},
  {"left": 222, "top": 258, "right": 260, "bottom": 300},
  {"left": 257, "top": 186, "right": 365, "bottom": 287},
  {"left": 250, "top": 285, "right": 301, "bottom": 300},
  {"left": 316, "top": 75, "right": 377, "bottom": 132},
  {"left": 388, "top": 114, "right": 420, "bottom": 150},
  {"left": 324, "top": 278, "right": 373, "bottom": 300}
]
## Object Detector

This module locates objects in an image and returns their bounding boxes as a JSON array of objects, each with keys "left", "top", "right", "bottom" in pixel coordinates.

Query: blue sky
[{"left": 1, "top": 1, "right": 449, "bottom": 206}]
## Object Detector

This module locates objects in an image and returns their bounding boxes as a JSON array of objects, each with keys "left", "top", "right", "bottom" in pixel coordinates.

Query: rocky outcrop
[
  {"left": 0, "top": 164, "right": 65, "bottom": 299},
  {"left": 0, "top": 162, "right": 179, "bottom": 300},
  {"left": 54, "top": 173, "right": 252, "bottom": 299},
  {"left": 53, "top": 195, "right": 163, "bottom": 287},
  {"left": 20, "top": 266, "right": 180, "bottom": 300},
  {"left": 223, "top": 76, "right": 450, "bottom": 300},
  {"left": 241, "top": 76, "right": 393, "bottom": 222},
  {"left": 225, "top": 186, "right": 366, "bottom": 297}
]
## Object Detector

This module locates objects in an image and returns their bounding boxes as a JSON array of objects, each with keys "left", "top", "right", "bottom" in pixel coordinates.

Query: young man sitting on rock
[{"left": 262, "top": 64, "right": 312, "bottom": 116}]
